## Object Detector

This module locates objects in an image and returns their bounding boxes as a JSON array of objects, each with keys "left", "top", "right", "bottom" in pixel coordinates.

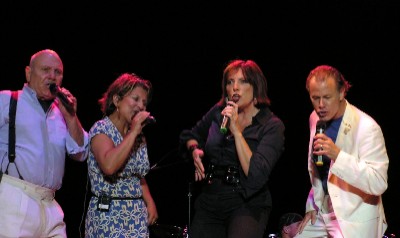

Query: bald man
[{"left": 0, "top": 49, "right": 89, "bottom": 237}]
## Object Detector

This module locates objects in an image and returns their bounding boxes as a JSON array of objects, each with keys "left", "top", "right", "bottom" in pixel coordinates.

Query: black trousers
[{"left": 190, "top": 179, "right": 270, "bottom": 238}]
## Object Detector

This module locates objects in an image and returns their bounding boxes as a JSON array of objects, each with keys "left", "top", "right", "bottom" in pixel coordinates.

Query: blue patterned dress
[{"left": 85, "top": 117, "right": 150, "bottom": 238}]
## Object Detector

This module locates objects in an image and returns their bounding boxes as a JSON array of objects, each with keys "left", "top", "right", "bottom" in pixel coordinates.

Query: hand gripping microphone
[
  {"left": 49, "top": 83, "right": 75, "bottom": 115},
  {"left": 132, "top": 111, "right": 156, "bottom": 126},
  {"left": 220, "top": 96, "right": 239, "bottom": 134},
  {"left": 314, "top": 120, "right": 326, "bottom": 166},
  {"left": 220, "top": 97, "right": 230, "bottom": 134}
]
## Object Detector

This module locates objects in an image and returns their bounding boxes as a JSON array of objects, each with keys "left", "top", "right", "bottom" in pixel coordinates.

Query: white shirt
[{"left": 0, "top": 84, "right": 88, "bottom": 190}]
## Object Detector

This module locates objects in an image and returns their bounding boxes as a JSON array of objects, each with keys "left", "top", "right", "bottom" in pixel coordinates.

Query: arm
[
  {"left": 141, "top": 178, "right": 158, "bottom": 225},
  {"left": 65, "top": 115, "right": 85, "bottom": 147},
  {"left": 179, "top": 104, "right": 219, "bottom": 181},
  {"left": 57, "top": 88, "right": 88, "bottom": 161},
  {"left": 241, "top": 117, "right": 285, "bottom": 196},
  {"left": 220, "top": 100, "right": 253, "bottom": 175},
  {"left": 57, "top": 86, "right": 84, "bottom": 147},
  {"left": 65, "top": 115, "right": 88, "bottom": 161},
  {"left": 90, "top": 128, "right": 141, "bottom": 176},
  {"left": 90, "top": 112, "right": 149, "bottom": 175},
  {"left": 297, "top": 188, "right": 318, "bottom": 234},
  {"left": 330, "top": 122, "right": 389, "bottom": 195},
  {"left": 186, "top": 140, "right": 206, "bottom": 181},
  {"left": 232, "top": 132, "right": 252, "bottom": 176}
]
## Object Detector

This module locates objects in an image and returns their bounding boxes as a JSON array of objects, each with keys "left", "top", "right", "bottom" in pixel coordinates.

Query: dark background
[{"left": 1, "top": 1, "right": 399, "bottom": 237}]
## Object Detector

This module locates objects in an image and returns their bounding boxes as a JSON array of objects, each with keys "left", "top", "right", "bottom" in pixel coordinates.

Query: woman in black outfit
[{"left": 179, "top": 59, "right": 285, "bottom": 238}]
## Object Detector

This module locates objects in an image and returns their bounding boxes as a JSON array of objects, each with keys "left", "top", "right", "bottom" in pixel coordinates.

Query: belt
[
  {"left": 206, "top": 164, "right": 240, "bottom": 185},
  {"left": 92, "top": 192, "right": 143, "bottom": 201},
  {"left": 2, "top": 174, "right": 55, "bottom": 201}
]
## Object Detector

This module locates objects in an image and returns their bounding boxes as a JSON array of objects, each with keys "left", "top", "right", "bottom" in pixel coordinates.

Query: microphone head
[
  {"left": 143, "top": 115, "right": 156, "bottom": 125},
  {"left": 220, "top": 127, "right": 228, "bottom": 134},
  {"left": 316, "top": 120, "right": 326, "bottom": 131},
  {"left": 49, "top": 83, "right": 58, "bottom": 95},
  {"left": 147, "top": 116, "right": 156, "bottom": 124}
]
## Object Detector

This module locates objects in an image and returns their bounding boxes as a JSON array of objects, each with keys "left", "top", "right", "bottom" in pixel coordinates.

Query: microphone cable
[
  {"left": 79, "top": 173, "right": 90, "bottom": 238},
  {"left": 149, "top": 147, "right": 181, "bottom": 171}
]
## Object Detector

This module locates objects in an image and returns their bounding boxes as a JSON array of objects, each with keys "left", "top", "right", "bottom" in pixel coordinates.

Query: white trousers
[
  {"left": 0, "top": 174, "right": 66, "bottom": 238},
  {"left": 294, "top": 195, "right": 344, "bottom": 238}
]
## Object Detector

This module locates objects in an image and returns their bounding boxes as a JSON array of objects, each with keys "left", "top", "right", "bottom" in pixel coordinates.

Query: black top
[{"left": 179, "top": 103, "right": 285, "bottom": 204}]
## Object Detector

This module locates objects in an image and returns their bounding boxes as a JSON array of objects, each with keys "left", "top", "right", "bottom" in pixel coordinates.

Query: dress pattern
[{"left": 85, "top": 117, "right": 150, "bottom": 238}]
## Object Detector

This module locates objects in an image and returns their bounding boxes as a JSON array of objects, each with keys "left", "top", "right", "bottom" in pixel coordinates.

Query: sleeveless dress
[{"left": 85, "top": 117, "right": 150, "bottom": 238}]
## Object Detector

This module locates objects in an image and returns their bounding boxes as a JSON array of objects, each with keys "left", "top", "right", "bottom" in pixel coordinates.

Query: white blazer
[{"left": 305, "top": 100, "right": 389, "bottom": 238}]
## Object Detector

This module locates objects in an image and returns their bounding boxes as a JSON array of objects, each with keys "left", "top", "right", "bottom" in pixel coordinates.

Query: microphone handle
[
  {"left": 56, "top": 92, "right": 75, "bottom": 115},
  {"left": 315, "top": 123, "right": 325, "bottom": 166},
  {"left": 316, "top": 155, "right": 323, "bottom": 166},
  {"left": 220, "top": 115, "right": 229, "bottom": 134},
  {"left": 220, "top": 96, "right": 235, "bottom": 134},
  {"left": 142, "top": 116, "right": 156, "bottom": 125}
]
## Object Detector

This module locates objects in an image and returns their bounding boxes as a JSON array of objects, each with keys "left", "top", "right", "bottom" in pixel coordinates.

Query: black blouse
[{"left": 179, "top": 103, "right": 285, "bottom": 201}]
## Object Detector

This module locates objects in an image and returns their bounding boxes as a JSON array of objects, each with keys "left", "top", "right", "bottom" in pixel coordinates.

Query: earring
[{"left": 116, "top": 106, "right": 121, "bottom": 120}]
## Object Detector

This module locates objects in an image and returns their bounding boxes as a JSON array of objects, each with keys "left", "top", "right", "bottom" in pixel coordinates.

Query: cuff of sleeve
[{"left": 66, "top": 130, "right": 89, "bottom": 160}]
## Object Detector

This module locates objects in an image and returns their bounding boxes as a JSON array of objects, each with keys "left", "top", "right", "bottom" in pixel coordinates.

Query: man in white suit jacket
[{"left": 295, "top": 65, "right": 389, "bottom": 238}]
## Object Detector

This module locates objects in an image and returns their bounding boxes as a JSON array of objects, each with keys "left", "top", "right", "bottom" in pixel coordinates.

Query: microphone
[
  {"left": 220, "top": 97, "right": 230, "bottom": 134},
  {"left": 220, "top": 115, "right": 229, "bottom": 134},
  {"left": 314, "top": 120, "right": 326, "bottom": 166},
  {"left": 49, "top": 83, "right": 75, "bottom": 114},
  {"left": 220, "top": 96, "right": 240, "bottom": 134},
  {"left": 142, "top": 115, "right": 156, "bottom": 125}
]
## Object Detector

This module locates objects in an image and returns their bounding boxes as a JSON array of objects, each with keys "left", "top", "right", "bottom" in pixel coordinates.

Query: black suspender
[
  {"left": 8, "top": 91, "right": 18, "bottom": 164},
  {"left": 4, "top": 91, "right": 24, "bottom": 180}
]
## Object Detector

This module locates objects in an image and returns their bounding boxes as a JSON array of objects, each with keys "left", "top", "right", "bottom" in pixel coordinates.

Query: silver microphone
[{"left": 314, "top": 120, "right": 326, "bottom": 166}]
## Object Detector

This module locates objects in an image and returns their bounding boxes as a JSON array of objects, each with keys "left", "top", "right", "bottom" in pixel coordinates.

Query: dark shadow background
[{"left": 1, "top": 1, "right": 399, "bottom": 237}]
